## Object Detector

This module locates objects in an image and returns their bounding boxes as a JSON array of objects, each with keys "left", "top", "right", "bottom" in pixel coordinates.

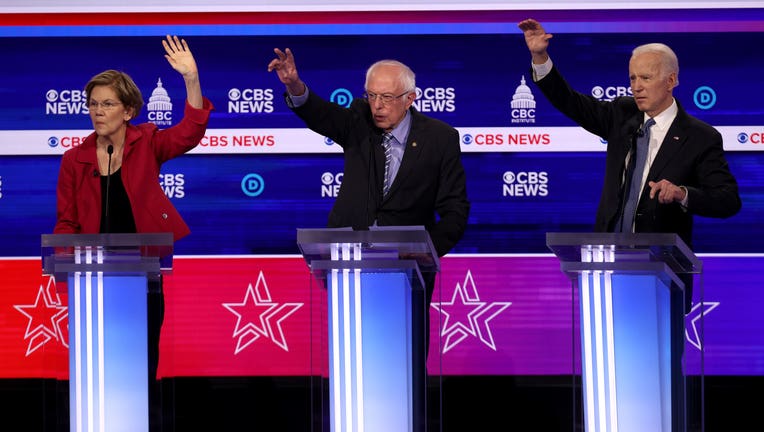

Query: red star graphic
[
  {"left": 222, "top": 271, "right": 303, "bottom": 354},
  {"left": 14, "top": 276, "right": 68, "bottom": 355},
  {"left": 224, "top": 281, "right": 278, "bottom": 339}
]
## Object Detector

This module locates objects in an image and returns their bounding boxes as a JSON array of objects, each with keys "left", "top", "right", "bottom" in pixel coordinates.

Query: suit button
[{"left": 162, "top": 213, "right": 168, "bottom": 219}]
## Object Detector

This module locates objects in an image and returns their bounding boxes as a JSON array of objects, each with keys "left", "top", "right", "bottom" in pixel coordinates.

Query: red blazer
[{"left": 54, "top": 98, "right": 213, "bottom": 241}]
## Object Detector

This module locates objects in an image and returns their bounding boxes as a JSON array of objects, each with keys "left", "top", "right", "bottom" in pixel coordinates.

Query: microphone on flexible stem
[
  {"left": 360, "top": 136, "right": 376, "bottom": 231},
  {"left": 615, "top": 128, "right": 641, "bottom": 231},
  {"left": 625, "top": 124, "right": 643, "bottom": 163},
  {"left": 104, "top": 144, "right": 113, "bottom": 233},
  {"left": 636, "top": 124, "right": 646, "bottom": 138}
]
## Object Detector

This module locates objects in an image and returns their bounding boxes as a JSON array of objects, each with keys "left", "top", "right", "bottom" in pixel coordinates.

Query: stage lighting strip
[
  {"left": 580, "top": 243, "right": 619, "bottom": 432},
  {"left": 72, "top": 246, "right": 107, "bottom": 432},
  {"left": 330, "top": 243, "right": 342, "bottom": 431},
  {"left": 330, "top": 241, "right": 367, "bottom": 432},
  {"left": 96, "top": 248, "right": 106, "bottom": 432},
  {"left": 603, "top": 246, "right": 618, "bottom": 432},
  {"left": 352, "top": 242, "right": 365, "bottom": 432},
  {"left": 73, "top": 246, "right": 83, "bottom": 432}
]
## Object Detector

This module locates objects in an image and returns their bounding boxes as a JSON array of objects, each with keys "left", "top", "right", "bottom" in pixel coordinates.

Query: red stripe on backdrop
[
  {"left": 1, "top": 10, "right": 752, "bottom": 27},
  {"left": 0, "top": 11, "right": 516, "bottom": 26}
]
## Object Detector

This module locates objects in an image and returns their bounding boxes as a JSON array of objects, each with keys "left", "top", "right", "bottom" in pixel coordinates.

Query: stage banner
[{"left": 2, "top": 255, "right": 763, "bottom": 378}]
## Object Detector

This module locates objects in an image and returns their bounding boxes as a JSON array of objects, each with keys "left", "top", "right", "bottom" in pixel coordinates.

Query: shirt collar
[
  {"left": 388, "top": 110, "right": 411, "bottom": 144},
  {"left": 645, "top": 98, "right": 678, "bottom": 131}
]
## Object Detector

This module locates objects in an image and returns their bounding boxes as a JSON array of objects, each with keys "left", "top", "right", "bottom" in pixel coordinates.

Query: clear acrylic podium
[
  {"left": 546, "top": 232, "right": 702, "bottom": 432},
  {"left": 297, "top": 226, "right": 439, "bottom": 432},
  {"left": 41, "top": 233, "right": 173, "bottom": 432}
]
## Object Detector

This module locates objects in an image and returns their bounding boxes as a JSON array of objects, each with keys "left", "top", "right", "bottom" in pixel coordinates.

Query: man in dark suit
[
  {"left": 267, "top": 48, "right": 469, "bottom": 257},
  {"left": 268, "top": 48, "right": 470, "bottom": 430},
  {"left": 519, "top": 18, "right": 741, "bottom": 431},
  {"left": 518, "top": 19, "right": 740, "bottom": 243}
]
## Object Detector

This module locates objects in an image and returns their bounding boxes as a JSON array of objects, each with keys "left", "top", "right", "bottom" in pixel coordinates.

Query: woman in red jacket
[
  {"left": 54, "top": 35, "right": 212, "bottom": 240},
  {"left": 53, "top": 35, "right": 213, "bottom": 431}
]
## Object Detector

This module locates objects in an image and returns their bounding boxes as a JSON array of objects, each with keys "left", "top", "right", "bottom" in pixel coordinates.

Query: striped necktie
[
  {"left": 620, "top": 118, "right": 656, "bottom": 232},
  {"left": 382, "top": 133, "right": 393, "bottom": 196}
]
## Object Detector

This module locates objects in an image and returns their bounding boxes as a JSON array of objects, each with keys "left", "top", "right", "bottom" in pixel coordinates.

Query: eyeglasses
[
  {"left": 88, "top": 100, "right": 123, "bottom": 111},
  {"left": 363, "top": 91, "right": 409, "bottom": 105}
]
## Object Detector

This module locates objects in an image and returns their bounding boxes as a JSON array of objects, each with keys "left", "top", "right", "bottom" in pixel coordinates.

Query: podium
[
  {"left": 297, "top": 226, "right": 439, "bottom": 432},
  {"left": 546, "top": 232, "right": 701, "bottom": 432},
  {"left": 41, "top": 233, "right": 173, "bottom": 432}
]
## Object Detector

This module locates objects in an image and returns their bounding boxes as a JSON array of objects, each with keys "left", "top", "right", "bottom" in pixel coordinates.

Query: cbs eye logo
[
  {"left": 502, "top": 170, "right": 548, "bottom": 197},
  {"left": 321, "top": 172, "right": 343, "bottom": 198}
]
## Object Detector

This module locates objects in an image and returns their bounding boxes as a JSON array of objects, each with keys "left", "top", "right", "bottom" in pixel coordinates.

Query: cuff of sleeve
[
  {"left": 286, "top": 86, "right": 309, "bottom": 108},
  {"left": 679, "top": 186, "right": 689, "bottom": 208},
  {"left": 183, "top": 97, "right": 214, "bottom": 123},
  {"left": 531, "top": 57, "right": 553, "bottom": 81}
]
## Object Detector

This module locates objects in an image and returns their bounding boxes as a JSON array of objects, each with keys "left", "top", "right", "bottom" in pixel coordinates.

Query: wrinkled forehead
[
  {"left": 629, "top": 52, "right": 665, "bottom": 75},
  {"left": 366, "top": 65, "right": 403, "bottom": 93}
]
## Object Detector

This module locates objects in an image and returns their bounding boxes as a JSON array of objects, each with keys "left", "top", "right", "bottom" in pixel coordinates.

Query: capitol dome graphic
[
  {"left": 510, "top": 76, "right": 536, "bottom": 109},
  {"left": 146, "top": 77, "right": 173, "bottom": 126}
]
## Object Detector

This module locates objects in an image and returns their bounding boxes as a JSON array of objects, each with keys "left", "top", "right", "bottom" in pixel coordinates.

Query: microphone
[
  {"left": 615, "top": 129, "right": 641, "bottom": 231},
  {"left": 625, "top": 123, "right": 643, "bottom": 154},
  {"left": 636, "top": 124, "right": 646, "bottom": 138},
  {"left": 104, "top": 144, "right": 113, "bottom": 233},
  {"left": 359, "top": 136, "right": 376, "bottom": 231}
]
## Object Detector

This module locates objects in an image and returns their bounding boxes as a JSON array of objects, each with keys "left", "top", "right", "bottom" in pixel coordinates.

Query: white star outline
[
  {"left": 685, "top": 301, "right": 720, "bottom": 351},
  {"left": 222, "top": 270, "right": 303, "bottom": 354},
  {"left": 431, "top": 269, "right": 511, "bottom": 354},
  {"left": 13, "top": 275, "right": 68, "bottom": 355}
]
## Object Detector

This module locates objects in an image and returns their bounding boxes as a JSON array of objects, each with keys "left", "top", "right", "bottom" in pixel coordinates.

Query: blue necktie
[
  {"left": 620, "top": 118, "right": 655, "bottom": 232},
  {"left": 381, "top": 133, "right": 393, "bottom": 196}
]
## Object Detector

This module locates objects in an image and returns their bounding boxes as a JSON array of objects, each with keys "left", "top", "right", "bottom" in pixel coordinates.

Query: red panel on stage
[
  {"left": 0, "top": 259, "right": 68, "bottom": 378},
  {"left": 158, "top": 256, "right": 327, "bottom": 377}
]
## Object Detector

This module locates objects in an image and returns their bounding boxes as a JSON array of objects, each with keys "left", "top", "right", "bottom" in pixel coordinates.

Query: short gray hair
[
  {"left": 632, "top": 43, "right": 679, "bottom": 85},
  {"left": 365, "top": 60, "right": 416, "bottom": 93}
]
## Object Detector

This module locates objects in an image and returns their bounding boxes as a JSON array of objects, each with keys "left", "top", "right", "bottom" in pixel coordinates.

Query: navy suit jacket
[
  {"left": 288, "top": 90, "right": 470, "bottom": 258},
  {"left": 533, "top": 66, "right": 741, "bottom": 249}
]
